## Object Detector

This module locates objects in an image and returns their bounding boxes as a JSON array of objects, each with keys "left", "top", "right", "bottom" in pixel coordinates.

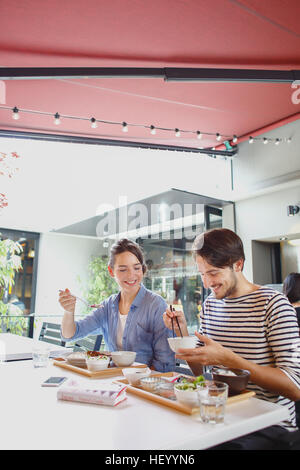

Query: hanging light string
[{"left": 0, "top": 105, "right": 291, "bottom": 145}]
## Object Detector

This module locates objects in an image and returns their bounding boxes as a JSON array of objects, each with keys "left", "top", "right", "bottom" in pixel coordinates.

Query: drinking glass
[
  {"left": 32, "top": 346, "right": 50, "bottom": 368},
  {"left": 197, "top": 381, "right": 228, "bottom": 424}
]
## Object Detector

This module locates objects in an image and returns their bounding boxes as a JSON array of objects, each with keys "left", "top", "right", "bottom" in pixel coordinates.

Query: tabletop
[
  {"left": 0, "top": 332, "right": 67, "bottom": 361},
  {"left": 0, "top": 358, "right": 289, "bottom": 450}
]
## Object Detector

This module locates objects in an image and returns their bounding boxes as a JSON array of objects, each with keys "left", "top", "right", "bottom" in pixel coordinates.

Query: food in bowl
[
  {"left": 110, "top": 351, "right": 136, "bottom": 367},
  {"left": 122, "top": 367, "right": 151, "bottom": 385},
  {"left": 211, "top": 366, "right": 250, "bottom": 396},
  {"left": 139, "top": 376, "right": 163, "bottom": 392},
  {"left": 174, "top": 375, "right": 206, "bottom": 407},
  {"left": 167, "top": 336, "right": 197, "bottom": 353},
  {"left": 85, "top": 354, "right": 110, "bottom": 371}
]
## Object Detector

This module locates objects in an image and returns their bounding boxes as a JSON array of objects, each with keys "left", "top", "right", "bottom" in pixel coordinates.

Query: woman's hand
[
  {"left": 58, "top": 288, "right": 76, "bottom": 314},
  {"left": 176, "top": 331, "right": 231, "bottom": 366},
  {"left": 163, "top": 307, "right": 189, "bottom": 337}
]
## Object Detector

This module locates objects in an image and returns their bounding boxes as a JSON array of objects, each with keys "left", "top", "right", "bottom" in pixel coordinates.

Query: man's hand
[
  {"left": 163, "top": 307, "right": 189, "bottom": 337},
  {"left": 176, "top": 331, "right": 230, "bottom": 366}
]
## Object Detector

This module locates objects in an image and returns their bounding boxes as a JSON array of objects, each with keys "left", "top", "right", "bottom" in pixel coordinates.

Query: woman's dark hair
[
  {"left": 283, "top": 273, "right": 300, "bottom": 304},
  {"left": 192, "top": 228, "right": 245, "bottom": 269},
  {"left": 109, "top": 238, "right": 147, "bottom": 274}
]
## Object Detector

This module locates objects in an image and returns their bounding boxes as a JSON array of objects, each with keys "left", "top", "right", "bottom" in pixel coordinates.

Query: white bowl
[
  {"left": 122, "top": 367, "right": 151, "bottom": 385},
  {"left": 167, "top": 336, "right": 197, "bottom": 353},
  {"left": 111, "top": 351, "right": 136, "bottom": 367},
  {"left": 174, "top": 384, "right": 200, "bottom": 407},
  {"left": 85, "top": 357, "right": 110, "bottom": 371}
]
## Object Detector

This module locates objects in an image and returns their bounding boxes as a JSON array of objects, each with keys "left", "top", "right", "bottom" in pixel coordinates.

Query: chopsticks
[
  {"left": 59, "top": 290, "right": 101, "bottom": 309},
  {"left": 170, "top": 305, "right": 183, "bottom": 338}
]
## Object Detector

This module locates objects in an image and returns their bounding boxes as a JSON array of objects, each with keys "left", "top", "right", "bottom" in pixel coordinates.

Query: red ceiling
[{"left": 0, "top": 0, "right": 300, "bottom": 149}]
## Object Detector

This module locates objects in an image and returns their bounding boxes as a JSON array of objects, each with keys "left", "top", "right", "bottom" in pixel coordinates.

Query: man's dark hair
[
  {"left": 283, "top": 272, "right": 300, "bottom": 304},
  {"left": 192, "top": 228, "right": 245, "bottom": 269},
  {"left": 109, "top": 238, "right": 147, "bottom": 273}
]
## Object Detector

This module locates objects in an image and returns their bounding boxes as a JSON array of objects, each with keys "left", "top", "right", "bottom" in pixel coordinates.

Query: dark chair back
[
  {"left": 39, "top": 322, "right": 66, "bottom": 347},
  {"left": 73, "top": 334, "right": 103, "bottom": 352}
]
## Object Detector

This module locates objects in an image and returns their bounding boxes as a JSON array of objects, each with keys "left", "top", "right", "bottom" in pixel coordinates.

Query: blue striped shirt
[
  {"left": 61, "top": 284, "right": 175, "bottom": 372},
  {"left": 201, "top": 287, "right": 300, "bottom": 431}
]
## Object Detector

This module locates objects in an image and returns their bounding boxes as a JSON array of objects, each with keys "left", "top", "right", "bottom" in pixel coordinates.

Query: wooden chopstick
[{"left": 170, "top": 305, "right": 183, "bottom": 337}]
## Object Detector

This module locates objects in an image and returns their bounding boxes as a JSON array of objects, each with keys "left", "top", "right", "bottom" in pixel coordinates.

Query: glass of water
[
  {"left": 197, "top": 381, "right": 228, "bottom": 424},
  {"left": 32, "top": 346, "right": 50, "bottom": 368}
]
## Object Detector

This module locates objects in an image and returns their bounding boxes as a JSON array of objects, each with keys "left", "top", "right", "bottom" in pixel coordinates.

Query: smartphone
[{"left": 41, "top": 376, "right": 68, "bottom": 387}]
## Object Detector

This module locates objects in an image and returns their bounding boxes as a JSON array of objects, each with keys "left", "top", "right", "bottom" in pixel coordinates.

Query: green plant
[
  {"left": 0, "top": 235, "right": 27, "bottom": 334},
  {"left": 78, "top": 255, "right": 118, "bottom": 315}
]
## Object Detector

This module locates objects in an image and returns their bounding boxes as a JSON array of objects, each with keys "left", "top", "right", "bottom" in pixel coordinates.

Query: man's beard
[{"left": 210, "top": 273, "right": 238, "bottom": 299}]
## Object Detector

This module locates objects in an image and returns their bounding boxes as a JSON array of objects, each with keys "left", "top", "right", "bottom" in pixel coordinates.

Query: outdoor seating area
[{"left": 0, "top": 0, "right": 300, "bottom": 453}]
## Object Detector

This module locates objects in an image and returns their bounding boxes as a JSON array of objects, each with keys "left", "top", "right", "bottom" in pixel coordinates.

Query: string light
[
  {"left": 12, "top": 107, "right": 20, "bottom": 120},
  {"left": 54, "top": 112, "right": 61, "bottom": 125},
  {"left": 90, "top": 117, "right": 97, "bottom": 128},
  {"left": 1, "top": 105, "right": 289, "bottom": 146}
]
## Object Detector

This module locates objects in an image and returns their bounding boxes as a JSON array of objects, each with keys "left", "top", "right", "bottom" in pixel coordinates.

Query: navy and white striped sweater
[{"left": 201, "top": 287, "right": 300, "bottom": 431}]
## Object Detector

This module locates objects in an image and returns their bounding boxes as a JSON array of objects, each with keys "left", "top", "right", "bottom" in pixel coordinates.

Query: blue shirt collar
[{"left": 112, "top": 283, "right": 146, "bottom": 309}]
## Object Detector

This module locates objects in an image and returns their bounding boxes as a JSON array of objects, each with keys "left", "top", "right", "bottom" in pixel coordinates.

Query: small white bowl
[
  {"left": 111, "top": 351, "right": 136, "bottom": 367},
  {"left": 122, "top": 367, "right": 151, "bottom": 385},
  {"left": 174, "top": 384, "right": 200, "bottom": 407},
  {"left": 168, "top": 336, "right": 197, "bottom": 353},
  {"left": 85, "top": 357, "right": 110, "bottom": 372}
]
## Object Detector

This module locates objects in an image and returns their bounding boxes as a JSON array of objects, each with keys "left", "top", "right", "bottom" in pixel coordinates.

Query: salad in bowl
[{"left": 85, "top": 351, "right": 110, "bottom": 371}]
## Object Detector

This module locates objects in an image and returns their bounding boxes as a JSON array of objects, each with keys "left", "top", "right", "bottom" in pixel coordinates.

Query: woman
[
  {"left": 59, "top": 238, "right": 175, "bottom": 372},
  {"left": 283, "top": 272, "right": 300, "bottom": 328}
]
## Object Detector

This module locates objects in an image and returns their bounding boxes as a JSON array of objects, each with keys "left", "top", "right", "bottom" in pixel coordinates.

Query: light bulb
[
  {"left": 232, "top": 135, "right": 238, "bottom": 143},
  {"left": 90, "top": 117, "right": 97, "bottom": 129},
  {"left": 263, "top": 138, "right": 268, "bottom": 144},
  {"left": 12, "top": 107, "right": 20, "bottom": 120},
  {"left": 150, "top": 125, "right": 156, "bottom": 135},
  {"left": 249, "top": 136, "right": 254, "bottom": 144},
  {"left": 275, "top": 138, "right": 280, "bottom": 145},
  {"left": 196, "top": 131, "right": 202, "bottom": 139},
  {"left": 175, "top": 128, "right": 180, "bottom": 137},
  {"left": 54, "top": 112, "right": 61, "bottom": 125},
  {"left": 287, "top": 137, "right": 292, "bottom": 143},
  {"left": 216, "top": 133, "right": 222, "bottom": 141},
  {"left": 122, "top": 122, "right": 128, "bottom": 132}
]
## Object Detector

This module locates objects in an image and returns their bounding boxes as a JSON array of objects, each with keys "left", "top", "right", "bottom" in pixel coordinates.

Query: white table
[
  {"left": 0, "top": 333, "right": 67, "bottom": 361},
  {"left": 0, "top": 359, "right": 289, "bottom": 450}
]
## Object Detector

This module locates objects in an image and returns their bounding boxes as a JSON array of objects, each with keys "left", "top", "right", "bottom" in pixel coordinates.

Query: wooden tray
[
  {"left": 115, "top": 372, "right": 256, "bottom": 415},
  {"left": 53, "top": 358, "right": 147, "bottom": 378}
]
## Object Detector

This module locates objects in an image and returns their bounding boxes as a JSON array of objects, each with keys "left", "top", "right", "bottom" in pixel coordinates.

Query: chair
[
  {"left": 39, "top": 322, "right": 66, "bottom": 347},
  {"left": 72, "top": 334, "right": 103, "bottom": 352}
]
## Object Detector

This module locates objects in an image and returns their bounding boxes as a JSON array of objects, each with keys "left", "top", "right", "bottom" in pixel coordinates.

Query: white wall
[{"left": 235, "top": 185, "right": 300, "bottom": 280}]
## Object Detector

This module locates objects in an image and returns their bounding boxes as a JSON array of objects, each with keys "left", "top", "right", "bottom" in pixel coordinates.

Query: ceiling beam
[
  {"left": 0, "top": 129, "right": 238, "bottom": 157},
  {"left": 0, "top": 67, "right": 299, "bottom": 83}
]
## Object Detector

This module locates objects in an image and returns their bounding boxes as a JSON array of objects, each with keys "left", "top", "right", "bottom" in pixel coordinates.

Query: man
[{"left": 164, "top": 228, "right": 300, "bottom": 450}]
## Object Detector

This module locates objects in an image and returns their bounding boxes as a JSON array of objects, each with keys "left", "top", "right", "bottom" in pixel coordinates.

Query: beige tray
[
  {"left": 115, "top": 372, "right": 256, "bottom": 415},
  {"left": 53, "top": 358, "right": 147, "bottom": 378}
]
